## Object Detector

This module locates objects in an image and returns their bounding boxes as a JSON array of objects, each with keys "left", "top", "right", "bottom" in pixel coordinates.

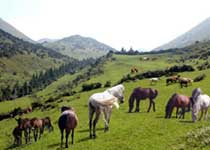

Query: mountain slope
[
  {"left": 154, "top": 17, "right": 210, "bottom": 51},
  {"left": 0, "top": 18, "right": 35, "bottom": 43},
  {"left": 37, "top": 38, "right": 58, "bottom": 44},
  {"left": 0, "top": 28, "right": 69, "bottom": 87},
  {"left": 43, "top": 35, "right": 116, "bottom": 59}
]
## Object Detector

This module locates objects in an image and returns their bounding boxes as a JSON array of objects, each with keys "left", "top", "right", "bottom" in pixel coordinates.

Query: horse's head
[{"left": 61, "top": 106, "right": 73, "bottom": 113}]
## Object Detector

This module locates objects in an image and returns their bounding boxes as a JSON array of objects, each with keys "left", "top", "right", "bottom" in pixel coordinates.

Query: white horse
[
  {"left": 149, "top": 77, "right": 160, "bottom": 85},
  {"left": 191, "top": 88, "right": 210, "bottom": 122},
  {"left": 88, "top": 84, "right": 125, "bottom": 138}
]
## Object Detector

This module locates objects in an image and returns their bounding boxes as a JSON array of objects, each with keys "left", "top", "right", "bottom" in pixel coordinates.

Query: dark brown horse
[
  {"left": 15, "top": 118, "right": 31, "bottom": 144},
  {"left": 165, "top": 93, "right": 190, "bottom": 119},
  {"left": 30, "top": 117, "right": 44, "bottom": 142},
  {"left": 179, "top": 77, "right": 193, "bottom": 88},
  {"left": 42, "top": 116, "right": 54, "bottom": 133},
  {"left": 128, "top": 87, "right": 158, "bottom": 113},
  {"left": 166, "top": 75, "right": 180, "bottom": 85},
  {"left": 13, "top": 126, "right": 22, "bottom": 146},
  {"left": 58, "top": 106, "right": 78, "bottom": 148}
]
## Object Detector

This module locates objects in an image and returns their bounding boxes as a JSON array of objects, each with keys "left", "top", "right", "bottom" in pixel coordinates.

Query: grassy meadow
[{"left": 0, "top": 54, "right": 210, "bottom": 150}]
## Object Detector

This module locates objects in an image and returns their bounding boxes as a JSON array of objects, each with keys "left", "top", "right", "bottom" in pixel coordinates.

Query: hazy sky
[{"left": 1, "top": 0, "right": 210, "bottom": 50}]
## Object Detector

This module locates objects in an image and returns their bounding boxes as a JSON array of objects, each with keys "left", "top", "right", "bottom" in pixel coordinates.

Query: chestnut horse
[
  {"left": 58, "top": 106, "right": 78, "bottom": 148},
  {"left": 30, "top": 117, "right": 44, "bottom": 142},
  {"left": 166, "top": 75, "right": 180, "bottom": 85},
  {"left": 15, "top": 118, "right": 31, "bottom": 144},
  {"left": 128, "top": 87, "right": 158, "bottom": 113},
  {"left": 42, "top": 116, "right": 54, "bottom": 133},
  {"left": 179, "top": 77, "right": 193, "bottom": 88},
  {"left": 165, "top": 93, "right": 190, "bottom": 119},
  {"left": 13, "top": 126, "right": 22, "bottom": 146}
]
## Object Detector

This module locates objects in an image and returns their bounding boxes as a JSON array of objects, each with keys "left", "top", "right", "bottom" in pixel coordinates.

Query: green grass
[{"left": 0, "top": 54, "right": 210, "bottom": 150}]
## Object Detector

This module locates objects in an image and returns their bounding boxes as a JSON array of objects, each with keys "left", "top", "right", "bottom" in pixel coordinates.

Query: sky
[{"left": 1, "top": 0, "right": 210, "bottom": 51}]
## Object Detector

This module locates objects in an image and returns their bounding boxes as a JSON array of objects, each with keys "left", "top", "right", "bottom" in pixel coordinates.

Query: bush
[
  {"left": 82, "top": 82, "right": 102, "bottom": 91},
  {"left": 194, "top": 74, "right": 206, "bottom": 82},
  {"left": 104, "top": 81, "right": 111, "bottom": 87}
]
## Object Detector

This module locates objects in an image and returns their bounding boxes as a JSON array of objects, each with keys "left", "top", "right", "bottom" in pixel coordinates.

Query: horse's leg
[
  {"left": 181, "top": 107, "right": 185, "bottom": 119},
  {"left": 204, "top": 109, "right": 208, "bottom": 120},
  {"left": 71, "top": 129, "right": 74, "bottom": 144},
  {"left": 89, "top": 107, "right": 95, "bottom": 138},
  {"left": 103, "top": 108, "right": 109, "bottom": 132},
  {"left": 176, "top": 107, "right": 179, "bottom": 118},
  {"left": 152, "top": 100, "right": 156, "bottom": 112},
  {"left": 60, "top": 128, "right": 64, "bottom": 148},
  {"left": 135, "top": 99, "right": 140, "bottom": 112},
  {"left": 24, "top": 130, "right": 28, "bottom": 144},
  {"left": 65, "top": 129, "right": 70, "bottom": 148},
  {"left": 147, "top": 99, "right": 152, "bottom": 112},
  {"left": 169, "top": 107, "right": 174, "bottom": 118},
  {"left": 93, "top": 109, "right": 101, "bottom": 138},
  {"left": 199, "top": 110, "right": 204, "bottom": 121}
]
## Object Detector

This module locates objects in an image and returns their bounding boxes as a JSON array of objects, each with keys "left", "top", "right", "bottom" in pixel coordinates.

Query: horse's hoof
[
  {"left": 135, "top": 110, "right": 139, "bottom": 112},
  {"left": 93, "top": 134, "right": 96, "bottom": 139},
  {"left": 90, "top": 134, "right": 92, "bottom": 138}
]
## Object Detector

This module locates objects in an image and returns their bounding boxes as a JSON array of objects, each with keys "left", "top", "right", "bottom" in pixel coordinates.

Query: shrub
[
  {"left": 193, "top": 74, "right": 206, "bottom": 82},
  {"left": 104, "top": 81, "right": 111, "bottom": 87}
]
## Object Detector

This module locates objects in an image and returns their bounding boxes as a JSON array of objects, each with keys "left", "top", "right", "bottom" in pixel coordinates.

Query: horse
[
  {"left": 15, "top": 118, "right": 31, "bottom": 144},
  {"left": 190, "top": 88, "right": 202, "bottom": 107},
  {"left": 13, "top": 126, "right": 22, "bottom": 146},
  {"left": 166, "top": 75, "right": 180, "bottom": 85},
  {"left": 191, "top": 89, "right": 210, "bottom": 122},
  {"left": 149, "top": 77, "right": 160, "bottom": 85},
  {"left": 58, "top": 106, "right": 78, "bottom": 148},
  {"left": 179, "top": 77, "right": 193, "bottom": 88},
  {"left": 42, "top": 116, "right": 54, "bottom": 133},
  {"left": 30, "top": 117, "right": 44, "bottom": 142},
  {"left": 128, "top": 87, "right": 158, "bottom": 113},
  {"left": 131, "top": 67, "right": 138, "bottom": 74},
  {"left": 22, "top": 106, "right": 32, "bottom": 114},
  {"left": 88, "top": 84, "right": 125, "bottom": 138},
  {"left": 165, "top": 93, "right": 190, "bottom": 119}
]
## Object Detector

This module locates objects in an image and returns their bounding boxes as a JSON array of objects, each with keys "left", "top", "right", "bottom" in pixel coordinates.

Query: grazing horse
[
  {"left": 179, "top": 77, "right": 193, "bottom": 88},
  {"left": 88, "top": 84, "right": 125, "bottom": 138},
  {"left": 191, "top": 89, "right": 210, "bottom": 122},
  {"left": 166, "top": 75, "right": 180, "bottom": 85},
  {"left": 15, "top": 118, "right": 31, "bottom": 144},
  {"left": 191, "top": 88, "right": 202, "bottom": 107},
  {"left": 149, "top": 77, "right": 160, "bottom": 85},
  {"left": 13, "top": 126, "right": 22, "bottom": 146},
  {"left": 42, "top": 116, "right": 54, "bottom": 133},
  {"left": 165, "top": 93, "right": 190, "bottom": 119},
  {"left": 58, "top": 106, "right": 78, "bottom": 148},
  {"left": 128, "top": 87, "right": 158, "bottom": 113},
  {"left": 131, "top": 67, "right": 138, "bottom": 74},
  {"left": 30, "top": 117, "right": 44, "bottom": 142}
]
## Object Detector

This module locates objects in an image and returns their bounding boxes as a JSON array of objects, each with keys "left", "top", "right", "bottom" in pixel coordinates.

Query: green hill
[
  {"left": 0, "top": 52, "right": 210, "bottom": 150},
  {"left": 0, "top": 28, "right": 70, "bottom": 88}
]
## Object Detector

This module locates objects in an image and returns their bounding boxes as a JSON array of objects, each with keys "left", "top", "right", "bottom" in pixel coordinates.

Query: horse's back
[
  {"left": 59, "top": 111, "right": 78, "bottom": 130},
  {"left": 198, "top": 94, "right": 210, "bottom": 108}
]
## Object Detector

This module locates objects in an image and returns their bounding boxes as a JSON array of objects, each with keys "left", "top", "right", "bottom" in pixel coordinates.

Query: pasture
[{"left": 0, "top": 54, "right": 210, "bottom": 150}]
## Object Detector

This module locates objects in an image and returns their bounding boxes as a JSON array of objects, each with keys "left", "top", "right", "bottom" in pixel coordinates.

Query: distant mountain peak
[
  {"left": 43, "top": 34, "right": 116, "bottom": 59},
  {"left": 0, "top": 18, "right": 35, "bottom": 43},
  {"left": 153, "top": 17, "right": 210, "bottom": 51}
]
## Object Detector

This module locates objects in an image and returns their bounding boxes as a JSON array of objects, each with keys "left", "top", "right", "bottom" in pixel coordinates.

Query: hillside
[
  {"left": 0, "top": 18, "right": 35, "bottom": 43},
  {"left": 43, "top": 35, "right": 116, "bottom": 59},
  {"left": 154, "top": 17, "right": 210, "bottom": 51},
  {"left": 0, "top": 28, "right": 69, "bottom": 88},
  {"left": 0, "top": 53, "right": 210, "bottom": 150},
  {"left": 37, "top": 38, "right": 58, "bottom": 44}
]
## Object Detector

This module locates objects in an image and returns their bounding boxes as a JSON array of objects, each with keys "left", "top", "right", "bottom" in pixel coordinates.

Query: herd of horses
[{"left": 12, "top": 81, "right": 210, "bottom": 148}]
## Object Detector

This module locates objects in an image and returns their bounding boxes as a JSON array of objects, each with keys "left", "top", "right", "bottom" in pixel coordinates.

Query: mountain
[
  {"left": 0, "top": 28, "right": 69, "bottom": 88},
  {"left": 154, "top": 17, "right": 210, "bottom": 51},
  {"left": 43, "top": 35, "right": 116, "bottom": 59},
  {"left": 0, "top": 18, "right": 35, "bottom": 43},
  {"left": 37, "top": 38, "right": 58, "bottom": 44}
]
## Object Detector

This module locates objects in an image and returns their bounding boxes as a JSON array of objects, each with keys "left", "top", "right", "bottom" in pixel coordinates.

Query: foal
[
  {"left": 13, "top": 126, "right": 22, "bottom": 146},
  {"left": 58, "top": 106, "right": 78, "bottom": 148},
  {"left": 30, "top": 117, "right": 44, "bottom": 142}
]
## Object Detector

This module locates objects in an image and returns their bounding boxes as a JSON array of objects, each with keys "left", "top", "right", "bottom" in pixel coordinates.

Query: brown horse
[
  {"left": 42, "top": 116, "right": 54, "bottom": 133},
  {"left": 128, "top": 87, "right": 158, "bottom": 113},
  {"left": 165, "top": 93, "right": 190, "bottom": 119},
  {"left": 15, "top": 118, "right": 31, "bottom": 144},
  {"left": 166, "top": 75, "right": 180, "bottom": 85},
  {"left": 30, "top": 117, "right": 44, "bottom": 142},
  {"left": 179, "top": 77, "right": 193, "bottom": 88},
  {"left": 58, "top": 106, "right": 78, "bottom": 148},
  {"left": 13, "top": 126, "right": 22, "bottom": 146},
  {"left": 131, "top": 67, "right": 138, "bottom": 74}
]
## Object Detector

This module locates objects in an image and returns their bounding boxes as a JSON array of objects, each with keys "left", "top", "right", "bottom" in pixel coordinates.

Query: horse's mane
[
  {"left": 98, "top": 97, "right": 119, "bottom": 109},
  {"left": 166, "top": 93, "right": 177, "bottom": 110}
]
